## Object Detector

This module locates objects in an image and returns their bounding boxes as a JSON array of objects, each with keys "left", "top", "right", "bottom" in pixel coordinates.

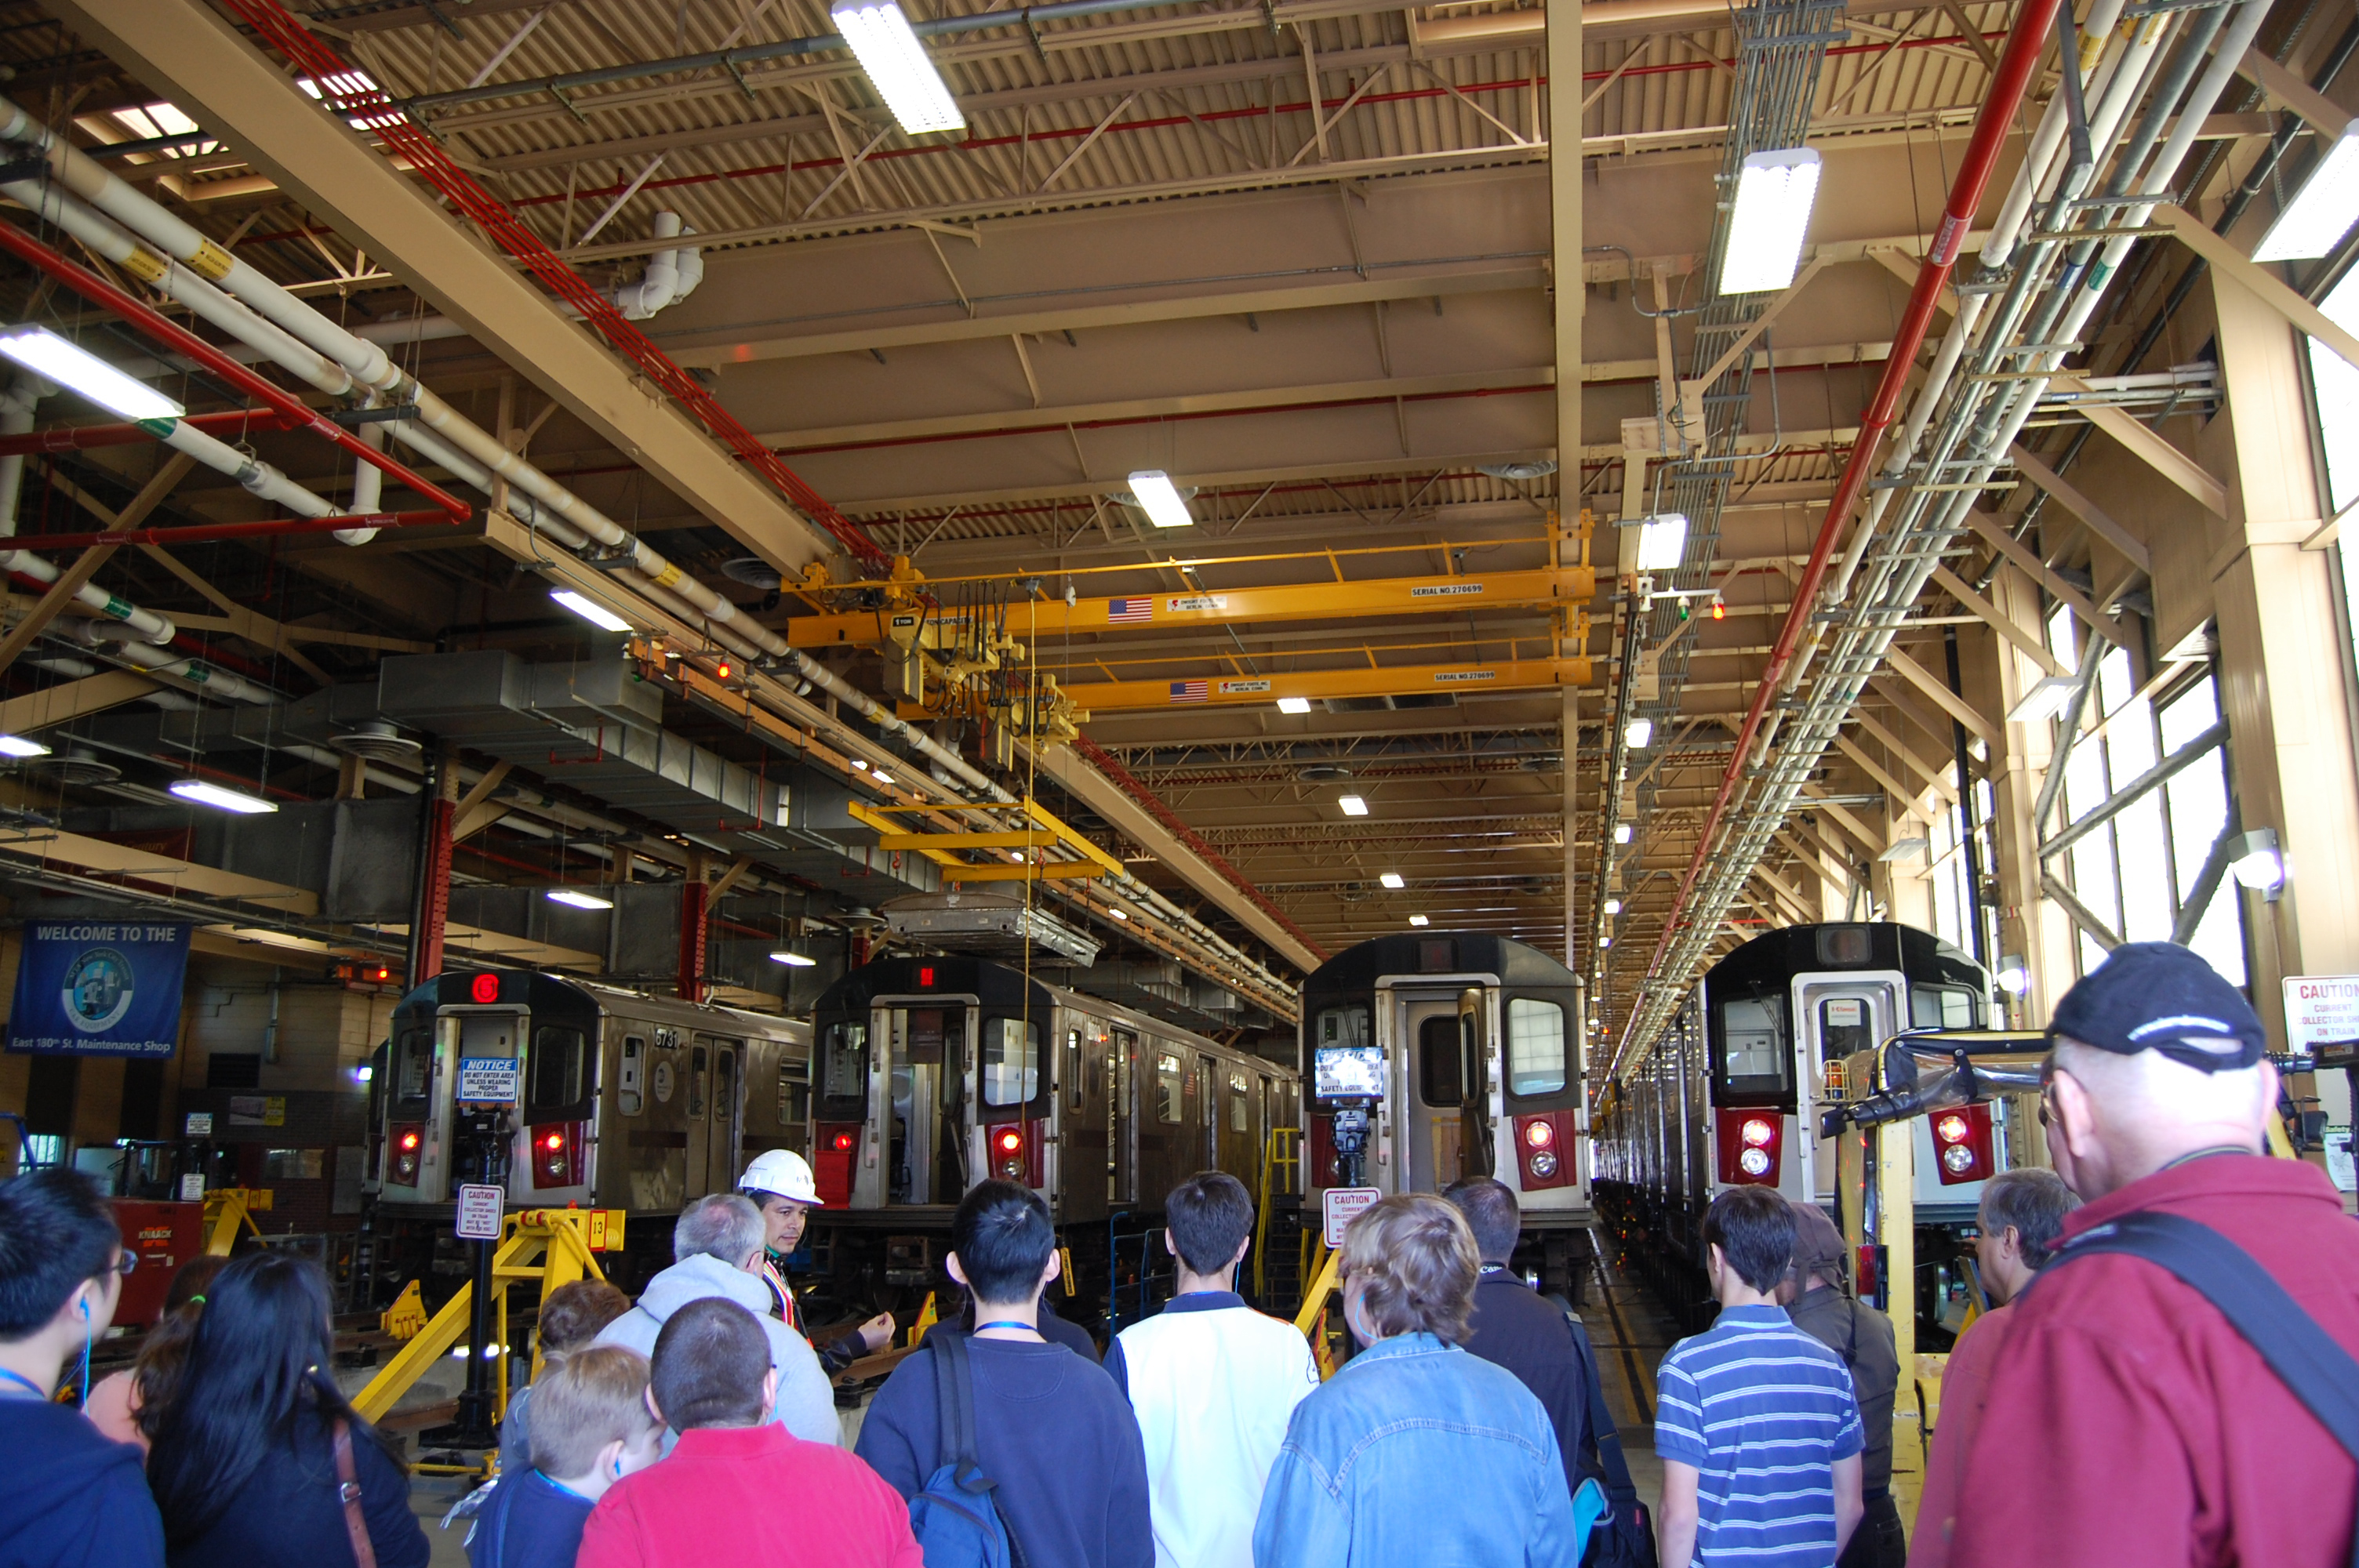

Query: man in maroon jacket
[{"left": 1950, "top": 942, "right": 2359, "bottom": 1568}]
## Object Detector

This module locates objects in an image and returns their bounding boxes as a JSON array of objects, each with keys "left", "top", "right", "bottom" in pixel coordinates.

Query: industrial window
[
  {"left": 982, "top": 1017, "right": 1041, "bottom": 1106},
  {"left": 529, "top": 1027, "right": 587, "bottom": 1111},
  {"left": 1155, "top": 1051, "right": 1183, "bottom": 1123},
  {"left": 1716, "top": 996, "right": 1787, "bottom": 1094},
  {"left": 1507, "top": 997, "right": 1567, "bottom": 1097},
  {"left": 2041, "top": 614, "right": 2242, "bottom": 986}
]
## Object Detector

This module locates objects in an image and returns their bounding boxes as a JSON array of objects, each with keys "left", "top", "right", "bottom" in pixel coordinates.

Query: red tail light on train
[
  {"left": 530, "top": 1121, "right": 587, "bottom": 1188},
  {"left": 1716, "top": 1109, "right": 1783, "bottom": 1186},
  {"left": 390, "top": 1124, "right": 423, "bottom": 1186},
  {"left": 812, "top": 1123, "right": 860, "bottom": 1206},
  {"left": 1932, "top": 1102, "right": 1994, "bottom": 1185},
  {"left": 1514, "top": 1112, "right": 1576, "bottom": 1190},
  {"left": 987, "top": 1120, "right": 1046, "bottom": 1186}
]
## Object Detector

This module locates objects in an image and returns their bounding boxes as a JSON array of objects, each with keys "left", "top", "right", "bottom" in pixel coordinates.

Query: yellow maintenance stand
[{"left": 352, "top": 1207, "right": 627, "bottom": 1472}]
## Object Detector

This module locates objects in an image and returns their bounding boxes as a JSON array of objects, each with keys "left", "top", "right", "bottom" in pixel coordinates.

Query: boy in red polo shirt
[{"left": 577, "top": 1298, "right": 921, "bottom": 1568}]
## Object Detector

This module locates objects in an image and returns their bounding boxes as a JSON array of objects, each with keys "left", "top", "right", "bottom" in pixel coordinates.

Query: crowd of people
[{"left": 0, "top": 942, "right": 2354, "bottom": 1568}]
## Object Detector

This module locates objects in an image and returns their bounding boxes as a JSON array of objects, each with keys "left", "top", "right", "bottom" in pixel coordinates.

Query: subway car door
[
  {"left": 1401, "top": 993, "right": 1465, "bottom": 1193},
  {"left": 1459, "top": 989, "right": 1498, "bottom": 1179},
  {"left": 699, "top": 1036, "right": 743, "bottom": 1197},
  {"left": 1112, "top": 1027, "right": 1137, "bottom": 1204},
  {"left": 1796, "top": 982, "right": 1895, "bottom": 1203}
]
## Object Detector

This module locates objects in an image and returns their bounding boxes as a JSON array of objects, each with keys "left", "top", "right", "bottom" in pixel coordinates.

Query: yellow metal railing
[{"left": 1254, "top": 1127, "right": 1301, "bottom": 1300}]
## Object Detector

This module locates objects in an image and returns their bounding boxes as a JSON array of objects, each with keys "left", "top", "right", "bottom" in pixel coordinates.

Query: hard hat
[{"left": 740, "top": 1148, "right": 823, "bottom": 1207}]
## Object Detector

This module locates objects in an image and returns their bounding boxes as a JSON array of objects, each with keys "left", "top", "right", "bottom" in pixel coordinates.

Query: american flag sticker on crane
[
  {"left": 1169, "top": 680, "right": 1209, "bottom": 703},
  {"left": 1107, "top": 597, "right": 1154, "bottom": 624}
]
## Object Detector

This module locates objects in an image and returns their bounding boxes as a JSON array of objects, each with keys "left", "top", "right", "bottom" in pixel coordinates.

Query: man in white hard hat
[{"left": 740, "top": 1148, "right": 896, "bottom": 1376}]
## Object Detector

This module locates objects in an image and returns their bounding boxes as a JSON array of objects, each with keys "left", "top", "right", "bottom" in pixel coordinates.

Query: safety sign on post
[
  {"left": 1322, "top": 1185, "right": 1381, "bottom": 1248},
  {"left": 455, "top": 1183, "right": 505, "bottom": 1241},
  {"left": 2284, "top": 975, "right": 2359, "bottom": 1056},
  {"left": 456, "top": 1057, "right": 519, "bottom": 1104}
]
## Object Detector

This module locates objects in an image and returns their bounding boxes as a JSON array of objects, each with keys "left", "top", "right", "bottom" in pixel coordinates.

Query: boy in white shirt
[{"left": 1107, "top": 1173, "right": 1320, "bottom": 1568}]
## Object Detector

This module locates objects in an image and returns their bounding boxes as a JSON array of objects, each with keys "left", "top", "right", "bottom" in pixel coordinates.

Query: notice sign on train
[
  {"left": 456, "top": 1057, "right": 519, "bottom": 1103},
  {"left": 1323, "top": 1185, "right": 1381, "bottom": 1248},
  {"left": 455, "top": 1184, "right": 505, "bottom": 1241}
]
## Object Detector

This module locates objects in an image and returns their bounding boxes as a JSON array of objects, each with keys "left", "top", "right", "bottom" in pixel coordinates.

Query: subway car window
[
  {"left": 1156, "top": 1051, "right": 1183, "bottom": 1123},
  {"left": 1507, "top": 998, "right": 1567, "bottom": 1096},
  {"left": 1819, "top": 998, "right": 1874, "bottom": 1061},
  {"left": 823, "top": 1023, "right": 867, "bottom": 1096},
  {"left": 1718, "top": 996, "right": 1788, "bottom": 1093},
  {"left": 1230, "top": 1073, "right": 1249, "bottom": 1131},
  {"left": 394, "top": 1028, "right": 432, "bottom": 1104},
  {"left": 983, "top": 1017, "right": 1041, "bottom": 1106},
  {"left": 1419, "top": 1015, "right": 1463, "bottom": 1105},
  {"left": 1315, "top": 1005, "right": 1371, "bottom": 1049},
  {"left": 529, "top": 1027, "right": 587, "bottom": 1110},
  {"left": 1910, "top": 985, "right": 1981, "bottom": 1029},
  {"left": 778, "top": 1058, "right": 809, "bottom": 1127},
  {"left": 619, "top": 1036, "right": 645, "bottom": 1116}
]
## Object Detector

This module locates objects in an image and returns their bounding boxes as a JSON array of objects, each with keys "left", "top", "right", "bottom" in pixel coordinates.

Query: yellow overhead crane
[
  {"left": 781, "top": 562, "right": 1599, "bottom": 648},
  {"left": 1058, "top": 655, "right": 1594, "bottom": 713}
]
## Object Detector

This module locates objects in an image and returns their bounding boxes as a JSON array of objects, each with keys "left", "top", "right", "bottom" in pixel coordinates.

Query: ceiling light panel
[{"left": 831, "top": 1, "right": 965, "bottom": 134}]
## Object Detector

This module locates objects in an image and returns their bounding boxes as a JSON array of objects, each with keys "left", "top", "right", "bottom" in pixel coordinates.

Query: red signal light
[
  {"left": 715, "top": 659, "right": 733, "bottom": 681},
  {"left": 1523, "top": 1120, "right": 1554, "bottom": 1149},
  {"left": 1711, "top": 600, "right": 1725, "bottom": 621},
  {"left": 1718, "top": 1110, "right": 1782, "bottom": 1185},
  {"left": 1740, "top": 1117, "right": 1776, "bottom": 1147},
  {"left": 918, "top": 966, "right": 936, "bottom": 988},
  {"left": 1932, "top": 1102, "right": 1994, "bottom": 1185},
  {"left": 996, "top": 1127, "right": 1023, "bottom": 1154},
  {"left": 399, "top": 1131, "right": 420, "bottom": 1152},
  {"left": 543, "top": 1131, "right": 565, "bottom": 1151},
  {"left": 833, "top": 1131, "right": 855, "bottom": 1151},
  {"left": 470, "top": 973, "right": 500, "bottom": 1004}
]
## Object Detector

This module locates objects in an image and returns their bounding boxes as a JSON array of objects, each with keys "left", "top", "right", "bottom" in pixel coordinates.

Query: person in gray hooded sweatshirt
[{"left": 595, "top": 1193, "right": 838, "bottom": 1444}]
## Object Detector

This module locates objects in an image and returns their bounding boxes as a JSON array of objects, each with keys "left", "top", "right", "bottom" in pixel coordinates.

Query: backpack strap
[
  {"left": 1552, "top": 1298, "right": 1638, "bottom": 1511},
  {"left": 2050, "top": 1209, "right": 2359, "bottom": 1568},
  {"left": 931, "top": 1330, "right": 981, "bottom": 1481}
]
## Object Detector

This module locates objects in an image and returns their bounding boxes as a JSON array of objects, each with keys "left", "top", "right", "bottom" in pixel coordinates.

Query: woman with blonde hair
[{"left": 1252, "top": 1193, "right": 1587, "bottom": 1568}]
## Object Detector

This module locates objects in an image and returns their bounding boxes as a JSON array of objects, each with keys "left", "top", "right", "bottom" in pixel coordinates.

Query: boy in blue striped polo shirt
[{"left": 1655, "top": 1186, "right": 1865, "bottom": 1567}]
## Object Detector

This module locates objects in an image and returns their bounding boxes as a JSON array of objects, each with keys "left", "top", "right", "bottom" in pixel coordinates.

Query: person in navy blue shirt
[
  {"left": 0, "top": 1167, "right": 165, "bottom": 1568},
  {"left": 470, "top": 1345, "right": 664, "bottom": 1568}
]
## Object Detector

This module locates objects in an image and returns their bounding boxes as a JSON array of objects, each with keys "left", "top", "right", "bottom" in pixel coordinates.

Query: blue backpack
[{"left": 906, "top": 1330, "right": 1029, "bottom": 1568}]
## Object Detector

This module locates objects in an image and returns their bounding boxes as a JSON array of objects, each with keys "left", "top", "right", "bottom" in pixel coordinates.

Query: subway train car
[
  {"left": 373, "top": 969, "right": 809, "bottom": 1289},
  {"left": 1593, "top": 920, "right": 1998, "bottom": 1327},
  {"left": 805, "top": 954, "right": 1299, "bottom": 1334},
  {"left": 1298, "top": 932, "right": 1590, "bottom": 1295}
]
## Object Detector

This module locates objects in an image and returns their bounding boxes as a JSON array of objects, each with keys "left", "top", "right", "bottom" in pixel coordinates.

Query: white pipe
[
  {"left": 60, "top": 619, "right": 268, "bottom": 698},
  {"left": 342, "top": 423, "right": 387, "bottom": 545},
  {"left": 0, "top": 373, "right": 44, "bottom": 536}
]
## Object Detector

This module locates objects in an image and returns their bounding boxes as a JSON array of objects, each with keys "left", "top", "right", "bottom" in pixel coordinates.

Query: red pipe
[
  {"left": 6, "top": 509, "right": 458, "bottom": 552},
  {"left": 0, "top": 220, "right": 471, "bottom": 521},
  {"left": 0, "top": 408, "right": 302, "bottom": 456},
  {"left": 1636, "top": 0, "right": 2062, "bottom": 1004}
]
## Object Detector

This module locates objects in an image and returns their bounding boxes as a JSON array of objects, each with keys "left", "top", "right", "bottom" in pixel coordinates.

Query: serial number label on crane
[
  {"left": 455, "top": 1184, "right": 504, "bottom": 1240},
  {"left": 1323, "top": 1185, "right": 1381, "bottom": 1248},
  {"left": 1411, "top": 583, "right": 1485, "bottom": 597}
]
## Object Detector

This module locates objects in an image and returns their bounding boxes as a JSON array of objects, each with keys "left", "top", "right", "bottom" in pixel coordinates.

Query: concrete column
[
  {"left": 1983, "top": 570, "right": 2072, "bottom": 1027},
  {"left": 2207, "top": 271, "right": 2359, "bottom": 1042}
]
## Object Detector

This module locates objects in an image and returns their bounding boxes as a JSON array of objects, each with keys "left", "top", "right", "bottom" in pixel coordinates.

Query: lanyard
[{"left": 0, "top": 1367, "right": 50, "bottom": 1400}]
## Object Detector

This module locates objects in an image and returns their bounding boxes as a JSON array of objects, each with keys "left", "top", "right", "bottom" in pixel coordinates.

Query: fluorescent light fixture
[
  {"left": 1339, "top": 794, "right": 1369, "bottom": 817},
  {"left": 1613, "top": 822, "right": 1633, "bottom": 844},
  {"left": 1600, "top": 936, "right": 1613, "bottom": 949},
  {"left": 2230, "top": 827, "right": 2284, "bottom": 892},
  {"left": 0, "top": 325, "right": 183, "bottom": 420},
  {"left": 852, "top": 758, "right": 869, "bottom": 771},
  {"left": 2007, "top": 675, "right": 2077, "bottom": 725},
  {"left": 1633, "top": 512, "right": 1689, "bottom": 572},
  {"left": 546, "top": 888, "right": 614, "bottom": 910},
  {"left": 0, "top": 733, "right": 48, "bottom": 757},
  {"left": 769, "top": 950, "right": 818, "bottom": 967},
  {"left": 1277, "top": 696, "right": 1313, "bottom": 715},
  {"left": 1379, "top": 872, "right": 1406, "bottom": 889},
  {"left": 1110, "top": 908, "right": 1129, "bottom": 920},
  {"left": 170, "top": 779, "right": 277, "bottom": 815},
  {"left": 1624, "top": 717, "right": 1654, "bottom": 750},
  {"left": 1127, "top": 470, "right": 1194, "bottom": 529},
  {"left": 829, "top": 0, "right": 965, "bottom": 134},
  {"left": 2254, "top": 125, "right": 2359, "bottom": 262},
  {"left": 1604, "top": 898, "right": 1623, "bottom": 915},
  {"left": 1877, "top": 836, "right": 1930, "bottom": 862},
  {"left": 1408, "top": 914, "right": 1430, "bottom": 927},
  {"left": 872, "top": 771, "right": 893, "bottom": 786},
  {"left": 549, "top": 588, "right": 631, "bottom": 633},
  {"left": 1718, "top": 147, "right": 1823, "bottom": 294}
]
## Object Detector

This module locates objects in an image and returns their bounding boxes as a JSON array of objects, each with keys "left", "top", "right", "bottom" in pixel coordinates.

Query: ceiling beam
[{"left": 54, "top": 0, "right": 845, "bottom": 576}]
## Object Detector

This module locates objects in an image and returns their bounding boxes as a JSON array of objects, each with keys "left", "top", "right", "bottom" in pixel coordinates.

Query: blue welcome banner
[{"left": 5, "top": 922, "right": 192, "bottom": 1058}]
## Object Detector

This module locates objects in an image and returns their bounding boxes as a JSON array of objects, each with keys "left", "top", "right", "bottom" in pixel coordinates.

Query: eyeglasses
[{"left": 110, "top": 1251, "right": 137, "bottom": 1278}]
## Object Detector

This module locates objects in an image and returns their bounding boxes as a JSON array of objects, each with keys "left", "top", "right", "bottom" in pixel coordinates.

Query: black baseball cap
[{"left": 2047, "top": 941, "right": 2266, "bottom": 1073}]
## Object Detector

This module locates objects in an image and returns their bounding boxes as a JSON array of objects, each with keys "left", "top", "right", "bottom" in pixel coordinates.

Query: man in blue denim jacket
[{"left": 1252, "top": 1193, "right": 1581, "bottom": 1568}]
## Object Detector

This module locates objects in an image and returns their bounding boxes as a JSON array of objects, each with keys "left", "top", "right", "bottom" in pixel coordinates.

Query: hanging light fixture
[
  {"left": 1718, "top": 148, "right": 1823, "bottom": 294},
  {"left": 830, "top": 0, "right": 965, "bottom": 134}
]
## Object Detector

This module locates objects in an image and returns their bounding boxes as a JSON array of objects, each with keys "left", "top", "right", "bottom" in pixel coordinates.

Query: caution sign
[
  {"left": 2284, "top": 975, "right": 2359, "bottom": 1055},
  {"left": 1322, "top": 1185, "right": 1381, "bottom": 1248},
  {"left": 455, "top": 1183, "right": 505, "bottom": 1241}
]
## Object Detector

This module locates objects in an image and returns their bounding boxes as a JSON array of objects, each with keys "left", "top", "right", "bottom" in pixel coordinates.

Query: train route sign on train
[
  {"left": 455, "top": 1184, "right": 505, "bottom": 1240},
  {"left": 1323, "top": 1185, "right": 1381, "bottom": 1247}
]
